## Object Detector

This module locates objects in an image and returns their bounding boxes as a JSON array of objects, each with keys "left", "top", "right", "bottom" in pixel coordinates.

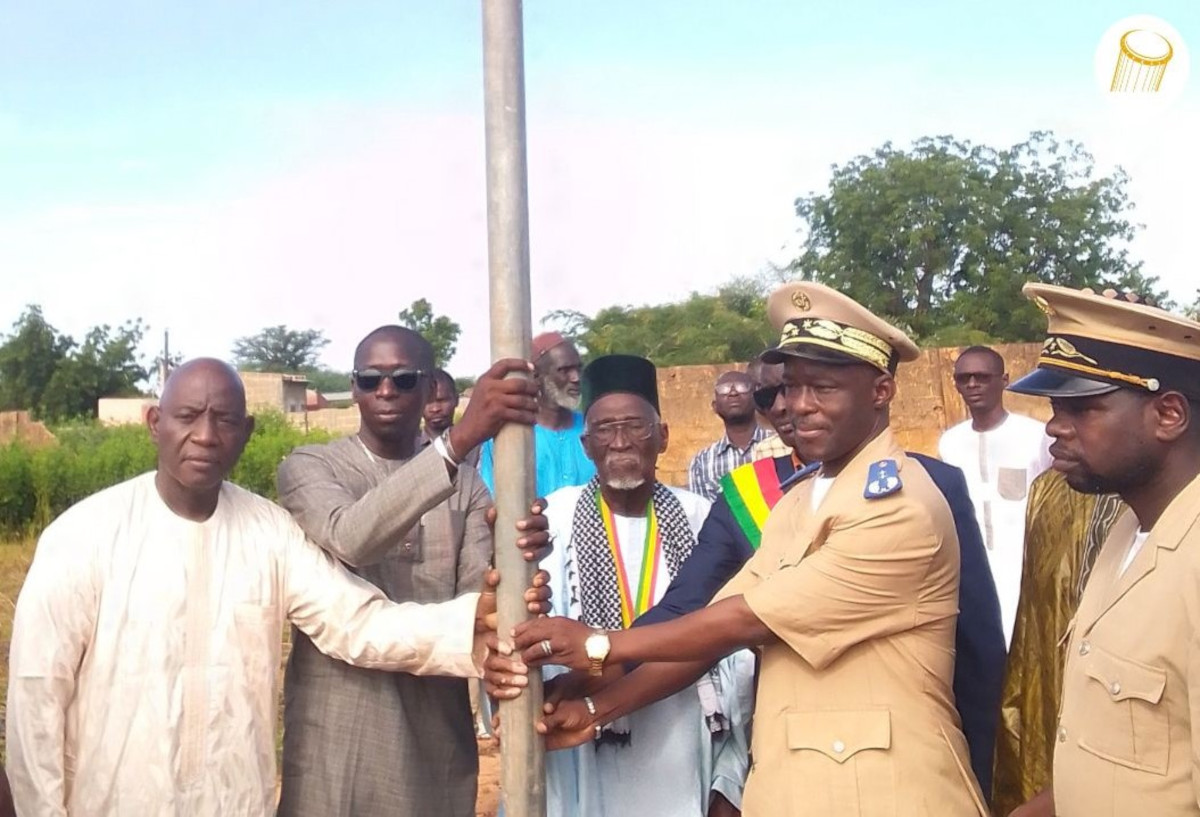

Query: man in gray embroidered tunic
[{"left": 276, "top": 326, "right": 540, "bottom": 817}]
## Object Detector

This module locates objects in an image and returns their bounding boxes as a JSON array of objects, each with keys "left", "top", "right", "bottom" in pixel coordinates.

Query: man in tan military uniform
[
  {"left": 1006, "top": 283, "right": 1200, "bottom": 817},
  {"left": 506, "top": 282, "right": 989, "bottom": 816}
]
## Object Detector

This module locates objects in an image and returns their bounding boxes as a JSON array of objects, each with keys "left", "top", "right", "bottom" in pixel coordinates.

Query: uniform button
[
  {"left": 1079, "top": 641, "right": 1091, "bottom": 656},
  {"left": 1110, "top": 681, "right": 1121, "bottom": 695},
  {"left": 403, "top": 542, "right": 413, "bottom": 551},
  {"left": 831, "top": 740, "right": 846, "bottom": 754},
  {"left": 1057, "top": 727, "right": 1068, "bottom": 743}
]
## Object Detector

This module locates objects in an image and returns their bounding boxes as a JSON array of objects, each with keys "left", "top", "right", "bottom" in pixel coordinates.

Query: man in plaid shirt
[{"left": 687, "top": 369, "right": 771, "bottom": 501}]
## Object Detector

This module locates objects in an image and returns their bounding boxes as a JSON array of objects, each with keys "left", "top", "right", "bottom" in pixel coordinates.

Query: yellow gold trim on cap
[
  {"left": 1043, "top": 337, "right": 1098, "bottom": 365},
  {"left": 778, "top": 318, "right": 893, "bottom": 371},
  {"left": 1033, "top": 296, "right": 1056, "bottom": 316},
  {"left": 1037, "top": 356, "right": 1161, "bottom": 391}
]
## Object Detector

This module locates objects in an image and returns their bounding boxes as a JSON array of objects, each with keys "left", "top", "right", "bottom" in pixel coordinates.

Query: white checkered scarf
[{"left": 564, "top": 477, "right": 728, "bottom": 745}]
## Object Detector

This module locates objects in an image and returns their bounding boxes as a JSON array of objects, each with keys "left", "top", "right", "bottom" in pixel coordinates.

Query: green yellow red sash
[
  {"left": 721, "top": 458, "right": 785, "bottom": 550},
  {"left": 597, "top": 493, "right": 662, "bottom": 628}
]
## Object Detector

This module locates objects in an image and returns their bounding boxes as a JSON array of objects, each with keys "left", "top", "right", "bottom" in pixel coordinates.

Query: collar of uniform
[
  {"left": 816, "top": 428, "right": 904, "bottom": 501},
  {"left": 1141, "top": 469, "right": 1200, "bottom": 554}
]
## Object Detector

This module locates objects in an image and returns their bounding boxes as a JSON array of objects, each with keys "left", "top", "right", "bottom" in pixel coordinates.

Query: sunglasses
[
  {"left": 753, "top": 384, "right": 783, "bottom": 411},
  {"left": 352, "top": 368, "right": 426, "bottom": 392},
  {"left": 953, "top": 372, "right": 999, "bottom": 386},
  {"left": 715, "top": 382, "right": 753, "bottom": 397}
]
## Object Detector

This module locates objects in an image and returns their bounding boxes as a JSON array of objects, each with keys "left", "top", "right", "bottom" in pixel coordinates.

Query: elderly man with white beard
[
  {"left": 478, "top": 332, "right": 596, "bottom": 497},
  {"left": 533, "top": 354, "right": 752, "bottom": 817}
]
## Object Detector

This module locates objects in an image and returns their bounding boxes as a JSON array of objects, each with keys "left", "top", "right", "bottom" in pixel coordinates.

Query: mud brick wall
[
  {"left": 655, "top": 343, "right": 1048, "bottom": 488},
  {"left": 295, "top": 343, "right": 1049, "bottom": 489}
]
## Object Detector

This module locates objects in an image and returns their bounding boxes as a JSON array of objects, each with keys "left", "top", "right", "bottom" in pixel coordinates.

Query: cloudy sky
[{"left": 1, "top": 1, "right": 1196, "bottom": 377}]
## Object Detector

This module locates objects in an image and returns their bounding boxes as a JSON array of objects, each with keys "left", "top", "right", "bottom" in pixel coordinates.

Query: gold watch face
[{"left": 584, "top": 633, "right": 610, "bottom": 660}]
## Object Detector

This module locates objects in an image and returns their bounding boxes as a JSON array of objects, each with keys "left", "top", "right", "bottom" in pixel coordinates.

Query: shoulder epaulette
[{"left": 863, "top": 459, "right": 902, "bottom": 499}]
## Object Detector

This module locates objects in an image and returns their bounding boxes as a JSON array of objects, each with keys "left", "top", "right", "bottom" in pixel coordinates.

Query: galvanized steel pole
[{"left": 481, "top": 0, "right": 545, "bottom": 814}]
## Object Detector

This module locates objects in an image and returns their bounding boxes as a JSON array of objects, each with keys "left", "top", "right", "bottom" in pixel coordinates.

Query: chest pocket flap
[
  {"left": 1083, "top": 648, "right": 1166, "bottom": 705},
  {"left": 786, "top": 709, "right": 891, "bottom": 763}
]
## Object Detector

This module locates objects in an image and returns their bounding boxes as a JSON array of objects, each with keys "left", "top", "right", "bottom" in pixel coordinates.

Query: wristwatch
[{"left": 584, "top": 631, "right": 611, "bottom": 677}]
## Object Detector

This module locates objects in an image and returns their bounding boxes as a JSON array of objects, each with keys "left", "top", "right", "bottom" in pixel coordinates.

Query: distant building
[
  {"left": 98, "top": 398, "right": 157, "bottom": 427},
  {"left": 239, "top": 372, "right": 309, "bottom": 414}
]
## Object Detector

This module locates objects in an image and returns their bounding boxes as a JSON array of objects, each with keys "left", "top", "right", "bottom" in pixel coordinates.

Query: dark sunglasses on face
[
  {"left": 715, "top": 382, "right": 752, "bottom": 397},
  {"left": 353, "top": 368, "right": 426, "bottom": 392},
  {"left": 753, "top": 385, "right": 783, "bottom": 411},
  {"left": 953, "top": 372, "right": 998, "bottom": 386}
]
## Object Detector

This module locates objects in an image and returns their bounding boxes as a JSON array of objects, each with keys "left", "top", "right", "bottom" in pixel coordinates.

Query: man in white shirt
[
  {"left": 5, "top": 358, "right": 551, "bottom": 817},
  {"left": 939, "top": 345, "right": 1052, "bottom": 644}
]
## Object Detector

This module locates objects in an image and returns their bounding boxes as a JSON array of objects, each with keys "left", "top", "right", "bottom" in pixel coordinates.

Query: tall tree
[
  {"left": 1186, "top": 290, "right": 1200, "bottom": 322},
  {"left": 0, "top": 306, "right": 150, "bottom": 421},
  {"left": 789, "top": 131, "right": 1163, "bottom": 344},
  {"left": 40, "top": 321, "right": 150, "bottom": 421},
  {"left": 398, "top": 299, "right": 461, "bottom": 367},
  {"left": 544, "top": 279, "right": 776, "bottom": 366},
  {"left": 0, "top": 305, "right": 73, "bottom": 413},
  {"left": 232, "top": 326, "right": 330, "bottom": 372}
]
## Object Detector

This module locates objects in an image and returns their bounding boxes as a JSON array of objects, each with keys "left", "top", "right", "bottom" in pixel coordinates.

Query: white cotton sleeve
[
  {"left": 281, "top": 521, "right": 484, "bottom": 678},
  {"left": 6, "top": 521, "right": 100, "bottom": 817}
]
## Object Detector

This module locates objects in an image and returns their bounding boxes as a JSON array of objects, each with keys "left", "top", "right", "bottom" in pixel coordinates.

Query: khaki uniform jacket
[
  {"left": 1053, "top": 472, "right": 1200, "bottom": 816},
  {"left": 714, "top": 430, "right": 987, "bottom": 816}
]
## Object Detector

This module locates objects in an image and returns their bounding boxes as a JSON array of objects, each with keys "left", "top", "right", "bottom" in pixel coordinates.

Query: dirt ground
[{"left": 476, "top": 739, "right": 501, "bottom": 816}]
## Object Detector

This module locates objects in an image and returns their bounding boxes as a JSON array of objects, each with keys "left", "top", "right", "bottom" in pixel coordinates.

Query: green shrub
[
  {"left": 1, "top": 413, "right": 332, "bottom": 535},
  {"left": 231, "top": 411, "right": 332, "bottom": 500},
  {"left": 0, "top": 443, "right": 35, "bottom": 533}
]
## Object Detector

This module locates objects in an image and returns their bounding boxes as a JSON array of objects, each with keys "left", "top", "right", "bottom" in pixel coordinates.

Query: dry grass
[
  {"left": 0, "top": 538, "right": 36, "bottom": 761},
  {"left": 0, "top": 538, "right": 501, "bottom": 814}
]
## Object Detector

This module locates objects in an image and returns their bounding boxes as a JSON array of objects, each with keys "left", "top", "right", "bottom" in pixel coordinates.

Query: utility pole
[{"left": 481, "top": 0, "right": 545, "bottom": 814}]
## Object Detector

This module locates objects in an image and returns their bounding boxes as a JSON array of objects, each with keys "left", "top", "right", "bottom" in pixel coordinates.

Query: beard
[
  {"left": 1064, "top": 452, "right": 1157, "bottom": 496},
  {"left": 544, "top": 378, "right": 582, "bottom": 411},
  {"left": 604, "top": 475, "right": 646, "bottom": 490}
]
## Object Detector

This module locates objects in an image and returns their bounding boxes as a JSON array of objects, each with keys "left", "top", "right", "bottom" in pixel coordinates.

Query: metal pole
[{"left": 481, "top": 1, "right": 545, "bottom": 814}]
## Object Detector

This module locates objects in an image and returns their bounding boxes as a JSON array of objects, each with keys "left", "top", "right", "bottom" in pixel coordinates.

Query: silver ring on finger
[{"left": 540, "top": 639, "right": 553, "bottom": 657}]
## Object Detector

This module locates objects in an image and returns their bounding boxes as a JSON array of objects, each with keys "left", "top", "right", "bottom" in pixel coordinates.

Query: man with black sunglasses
[
  {"left": 748, "top": 360, "right": 798, "bottom": 462},
  {"left": 939, "top": 345, "right": 1053, "bottom": 647},
  {"left": 273, "top": 325, "right": 544, "bottom": 817}
]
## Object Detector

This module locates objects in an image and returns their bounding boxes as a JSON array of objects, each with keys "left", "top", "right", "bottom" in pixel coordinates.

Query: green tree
[
  {"left": 0, "top": 307, "right": 150, "bottom": 421},
  {"left": 301, "top": 367, "right": 352, "bottom": 394},
  {"left": 547, "top": 278, "right": 776, "bottom": 366},
  {"left": 789, "top": 131, "right": 1163, "bottom": 344},
  {"left": 398, "top": 299, "right": 461, "bottom": 367},
  {"left": 0, "top": 305, "right": 73, "bottom": 412},
  {"left": 1185, "top": 290, "right": 1200, "bottom": 322},
  {"left": 39, "top": 321, "right": 150, "bottom": 421},
  {"left": 232, "top": 326, "right": 330, "bottom": 372}
]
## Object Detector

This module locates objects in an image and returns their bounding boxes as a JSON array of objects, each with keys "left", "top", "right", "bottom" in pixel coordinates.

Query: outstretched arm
[{"left": 514, "top": 595, "right": 773, "bottom": 671}]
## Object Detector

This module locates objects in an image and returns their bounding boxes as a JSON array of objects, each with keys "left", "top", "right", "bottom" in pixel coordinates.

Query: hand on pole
[
  {"left": 485, "top": 497, "right": 552, "bottom": 563},
  {"left": 513, "top": 615, "right": 592, "bottom": 670},
  {"left": 536, "top": 697, "right": 597, "bottom": 751},
  {"left": 449, "top": 358, "right": 538, "bottom": 454},
  {"left": 475, "top": 568, "right": 551, "bottom": 635}
]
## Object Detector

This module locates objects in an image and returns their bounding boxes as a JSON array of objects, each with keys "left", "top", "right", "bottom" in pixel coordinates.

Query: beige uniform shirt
[
  {"left": 715, "top": 430, "right": 987, "bottom": 816},
  {"left": 1053, "top": 472, "right": 1200, "bottom": 816}
]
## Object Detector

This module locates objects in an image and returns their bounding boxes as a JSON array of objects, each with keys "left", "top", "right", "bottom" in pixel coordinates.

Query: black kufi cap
[{"left": 581, "top": 355, "right": 660, "bottom": 415}]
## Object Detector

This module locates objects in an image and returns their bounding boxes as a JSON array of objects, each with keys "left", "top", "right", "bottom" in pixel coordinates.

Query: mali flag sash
[{"left": 720, "top": 458, "right": 785, "bottom": 550}]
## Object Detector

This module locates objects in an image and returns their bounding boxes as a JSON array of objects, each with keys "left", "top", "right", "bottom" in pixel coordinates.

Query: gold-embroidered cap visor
[
  {"left": 1009, "top": 283, "right": 1200, "bottom": 401},
  {"left": 760, "top": 282, "right": 920, "bottom": 373}
]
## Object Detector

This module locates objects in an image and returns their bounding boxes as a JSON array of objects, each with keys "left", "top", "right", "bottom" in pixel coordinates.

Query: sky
[{"left": 1, "top": 1, "right": 1197, "bottom": 380}]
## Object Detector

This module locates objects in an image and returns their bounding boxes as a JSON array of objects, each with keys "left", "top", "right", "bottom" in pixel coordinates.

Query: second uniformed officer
[{"left": 1006, "top": 284, "right": 1200, "bottom": 817}]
